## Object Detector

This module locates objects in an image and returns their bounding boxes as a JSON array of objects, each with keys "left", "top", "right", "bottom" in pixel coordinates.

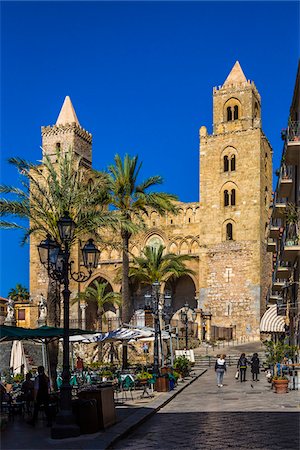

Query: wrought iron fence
[{"left": 287, "top": 121, "right": 300, "bottom": 142}]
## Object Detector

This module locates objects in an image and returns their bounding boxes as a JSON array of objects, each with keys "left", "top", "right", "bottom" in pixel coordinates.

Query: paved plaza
[
  {"left": 112, "top": 366, "right": 300, "bottom": 450},
  {"left": 1, "top": 364, "right": 299, "bottom": 449}
]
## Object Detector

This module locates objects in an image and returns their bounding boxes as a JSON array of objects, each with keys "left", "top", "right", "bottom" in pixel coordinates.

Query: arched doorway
[
  {"left": 85, "top": 277, "right": 119, "bottom": 331},
  {"left": 165, "top": 275, "right": 197, "bottom": 339},
  {"left": 165, "top": 275, "right": 197, "bottom": 313}
]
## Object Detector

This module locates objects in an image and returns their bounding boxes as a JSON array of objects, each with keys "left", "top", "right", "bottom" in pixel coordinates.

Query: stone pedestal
[{"left": 4, "top": 319, "right": 16, "bottom": 327}]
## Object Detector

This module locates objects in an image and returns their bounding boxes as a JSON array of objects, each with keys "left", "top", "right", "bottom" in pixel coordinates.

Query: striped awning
[{"left": 260, "top": 305, "right": 286, "bottom": 333}]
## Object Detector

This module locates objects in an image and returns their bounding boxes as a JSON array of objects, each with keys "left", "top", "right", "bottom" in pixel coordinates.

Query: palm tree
[
  {"left": 129, "top": 244, "right": 195, "bottom": 286},
  {"left": 107, "top": 154, "right": 178, "bottom": 324},
  {"left": 8, "top": 284, "right": 29, "bottom": 302},
  {"left": 0, "top": 149, "right": 113, "bottom": 385},
  {"left": 81, "top": 280, "right": 122, "bottom": 360}
]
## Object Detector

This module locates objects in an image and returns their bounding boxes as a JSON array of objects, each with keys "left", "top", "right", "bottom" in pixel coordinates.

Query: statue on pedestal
[
  {"left": 38, "top": 294, "right": 47, "bottom": 326},
  {"left": 4, "top": 297, "right": 16, "bottom": 326}
]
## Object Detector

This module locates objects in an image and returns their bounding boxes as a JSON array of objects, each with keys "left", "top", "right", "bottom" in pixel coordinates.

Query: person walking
[
  {"left": 21, "top": 372, "right": 34, "bottom": 414},
  {"left": 237, "top": 353, "right": 248, "bottom": 382},
  {"left": 215, "top": 354, "right": 226, "bottom": 387},
  {"left": 250, "top": 352, "right": 260, "bottom": 381},
  {"left": 28, "top": 366, "right": 51, "bottom": 426}
]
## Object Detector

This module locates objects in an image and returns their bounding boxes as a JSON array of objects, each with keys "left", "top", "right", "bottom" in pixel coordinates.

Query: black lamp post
[
  {"left": 38, "top": 212, "right": 99, "bottom": 439},
  {"left": 180, "top": 302, "right": 196, "bottom": 350},
  {"left": 144, "top": 281, "right": 160, "bottom": 375},
  {"left": 144, "top": 284, "right": 174, "bottom": 375},
  {"left": 152, "top": 281, "right": 160, "bottom": 376}
]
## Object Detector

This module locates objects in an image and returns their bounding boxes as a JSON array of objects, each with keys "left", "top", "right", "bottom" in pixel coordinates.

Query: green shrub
[
  {"left": 173, "top": 356, "right": 191, "bottom": 377},
  {"left": 13, "top": 373, "right": 24, "bottom": 383},
  {"left": 136, "top": 371, "right": 152, "bottom": 380}
]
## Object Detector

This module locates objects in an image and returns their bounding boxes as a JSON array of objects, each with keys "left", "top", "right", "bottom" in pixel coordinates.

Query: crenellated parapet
[{"left": 41, "top": 123, "right": 92, "bottom": 144}]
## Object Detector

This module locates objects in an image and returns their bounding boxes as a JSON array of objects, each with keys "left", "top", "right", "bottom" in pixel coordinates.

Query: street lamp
[
  {"left": 37, "top": 213, "right": 99, "bottom": 439},
  {"left": 180, "top": 302, "right": 196, "bottom": 350}
]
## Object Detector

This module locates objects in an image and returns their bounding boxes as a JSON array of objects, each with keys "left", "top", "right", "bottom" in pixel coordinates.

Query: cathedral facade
[{"left": 29, "top": 62, "right": 272, "bottom": 341}]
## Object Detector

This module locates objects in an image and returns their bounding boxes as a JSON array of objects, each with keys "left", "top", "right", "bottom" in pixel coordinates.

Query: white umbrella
[{"left": 10, "top": 340, "right": 29, "bottom": 375}]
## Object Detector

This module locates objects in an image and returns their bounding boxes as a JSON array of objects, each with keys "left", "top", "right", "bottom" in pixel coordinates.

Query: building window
[
  {"left": 227, "top": 107, "right": 232, "bottom": 121},
  {"left": 230, "top": 155, "right": 236, "bottom": 171},
  {"left": 170, "top": 219, "right": 173, "bottom": 224},
  {"left": 231, "top": 189, "right": 236, "bottom": 206},
  {"left": 224, "top": 190, "right": 229, "bottom": 207},
  {"left": 17, "top": 309, "right": 26, "bottom": 321},
  {"left": 188, "top": 217, "right": 191, "bottom": 223},
  {"left": 224, "top": 156, "right": 229, "bottom": 172},
  {"left": 234, "top": 105, "right": 239, "bottom": 120},
  {"left": 226, "top": 223, "right": 233, "bottom": 240},
  {"left": 56, "top": 142, "right": 61, "bottom": 151}
]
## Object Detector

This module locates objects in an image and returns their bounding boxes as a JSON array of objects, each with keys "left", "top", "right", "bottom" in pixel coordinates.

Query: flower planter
[
  {"left": 273, "top": 379, "right": 289, "bottom": 394},
  {"left": 155, "top": 376, "right": 169, "bottom": 392}
]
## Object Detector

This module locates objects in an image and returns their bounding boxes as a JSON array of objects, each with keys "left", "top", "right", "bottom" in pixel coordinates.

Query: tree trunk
[
  {"left": 98, "top": 312, "right": 103, "bottom": 361},
  {"left": 121, "top": 229, "right": 132, "bottom": 323},
  {"left": 121, "top": 228, "right": 132, "bottom": 369},
  {"left": 47, "top": 278, "right": 61, "bottom": 390}
]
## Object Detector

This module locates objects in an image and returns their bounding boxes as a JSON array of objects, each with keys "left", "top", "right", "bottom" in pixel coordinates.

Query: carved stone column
[{"left": 80, "top": 302, "right": 87, "bottom": 330}]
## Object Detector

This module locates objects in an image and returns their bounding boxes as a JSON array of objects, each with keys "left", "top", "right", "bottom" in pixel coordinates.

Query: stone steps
[{"left": 194, "top": 353, "right": 266, "bottom": 368}]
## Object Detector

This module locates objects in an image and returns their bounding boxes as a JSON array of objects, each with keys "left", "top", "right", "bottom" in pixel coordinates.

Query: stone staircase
[
  {"left": 0, "top": 341, "right": 44, "bottom": 374},
  {"left": 194, "top": 352, "right": 267, "bottom": 369}
]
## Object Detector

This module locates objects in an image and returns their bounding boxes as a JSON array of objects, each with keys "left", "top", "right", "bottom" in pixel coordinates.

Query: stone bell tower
[
  {"left": 41, "top": 96, "right": 92, "bottom": 167},
  {"left": 29, "top": 96, "right": 93, "bottom": 326},
  {"left": 198, "top": 61, "right": 273, "bottom": 340}
]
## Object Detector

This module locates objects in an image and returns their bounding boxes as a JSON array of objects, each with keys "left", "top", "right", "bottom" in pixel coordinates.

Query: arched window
[
  {"left": 226, "top": 223, "right": 233, "bottom": 240},
  {"left": 56, "top": 142, "right": 61, "bottom": 151},
  {"left": 231, "top": 189, "right": 236, "bottom": 206},
  {"left": 230, "top": 155, "right": 236, "bottom": 171},
  {"left": 224, "top": 156, "right": 229, "bottom": 172},
  {"left": 224, "top": 190, "right": 229, "bottom": 207},
  {"left": 233, "top": 105, "right": 239, "bottom": 120},
  {"left": 227, "top": 107, "right": 232, "bottom": 121}
]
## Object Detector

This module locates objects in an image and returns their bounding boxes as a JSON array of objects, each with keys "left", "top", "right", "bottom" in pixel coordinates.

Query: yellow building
[{"left": 29, "top": 62, "right": 273, "bottom": 341}]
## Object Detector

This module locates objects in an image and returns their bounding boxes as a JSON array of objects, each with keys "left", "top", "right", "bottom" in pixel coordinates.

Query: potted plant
[
  {"left": 136, "top": 371, "right": 152, "bottom": 382},
  {"left": 263, "top": 340, "right": 297, "bottom": 394},
  {"left": 173, "top": 356, "right": 191, "bottom": 379},
  {"left": 281, "top": 128, "right": 287, "bottom": 141},
  {"left": 285, "top": 204, "right": 299, "bottom": 246}
]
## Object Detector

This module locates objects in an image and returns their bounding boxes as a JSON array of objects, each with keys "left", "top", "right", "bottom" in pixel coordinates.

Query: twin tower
[{"left": 31, "top": 61, "right": 272, "bottom": 339}]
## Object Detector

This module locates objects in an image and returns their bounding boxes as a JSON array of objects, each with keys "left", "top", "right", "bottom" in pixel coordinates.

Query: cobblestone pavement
[{"left": 112, "top": 367, "right": 300, "bottom": 450}]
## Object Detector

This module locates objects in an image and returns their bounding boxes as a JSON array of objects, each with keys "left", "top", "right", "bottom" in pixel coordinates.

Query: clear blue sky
[{"left": 1, "top": 1, "right": 299, "bottom": 297}]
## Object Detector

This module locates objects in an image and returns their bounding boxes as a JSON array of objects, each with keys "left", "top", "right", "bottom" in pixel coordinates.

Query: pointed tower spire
[
  {"left": 56, "top": 96, "right": 80, "bottom": 126},
  {"left": 223, "top": 61, "right": 247, "bottom": 87}
]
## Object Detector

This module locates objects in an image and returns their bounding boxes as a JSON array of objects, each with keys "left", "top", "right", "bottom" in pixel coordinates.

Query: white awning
[{"left": 260, "top": 305, "right": 286, "bottom": 333}]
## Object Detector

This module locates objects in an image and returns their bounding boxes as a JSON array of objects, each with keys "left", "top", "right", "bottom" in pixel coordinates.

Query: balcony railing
[{"left": 287, "top": 121, "right": 300, "bottom": 142}]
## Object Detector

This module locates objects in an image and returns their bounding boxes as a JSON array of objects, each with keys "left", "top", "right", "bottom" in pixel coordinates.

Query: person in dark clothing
[
  {"left": 250, "top": 352, "right": 260, "bottom": 381},
  {"left": 237, "top": 353, "right": 248, "bottom": 382},
  {"left": 21, "top": 373, "right": 34, "bottom": 413},
  {"left": 28, "top": 366, "right": 51, "bottom": 426}
]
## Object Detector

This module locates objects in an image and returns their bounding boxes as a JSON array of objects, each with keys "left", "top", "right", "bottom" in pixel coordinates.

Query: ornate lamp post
[
  {"left": 37, "top": 213, "right": 99, "bottom": 439},
  {"left": 144, "top": 281, "right": 160, "bottom": 375},
  {"left": 144, "top": 284, "right": 175, "bottom": 374},
  {"left": 180, "top": 302, "right": 196, "bottom": 350}
]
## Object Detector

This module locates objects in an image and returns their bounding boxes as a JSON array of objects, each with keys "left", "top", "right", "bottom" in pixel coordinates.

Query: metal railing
[
  {"left": 279, "top": 163, "right": 293, "bottom": 182},
  {"left": 287, "top": 121, "right": 300, "bottom": 142},
  {"left": 280, "top": 223, "right": 299, "bottom": 254}
]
